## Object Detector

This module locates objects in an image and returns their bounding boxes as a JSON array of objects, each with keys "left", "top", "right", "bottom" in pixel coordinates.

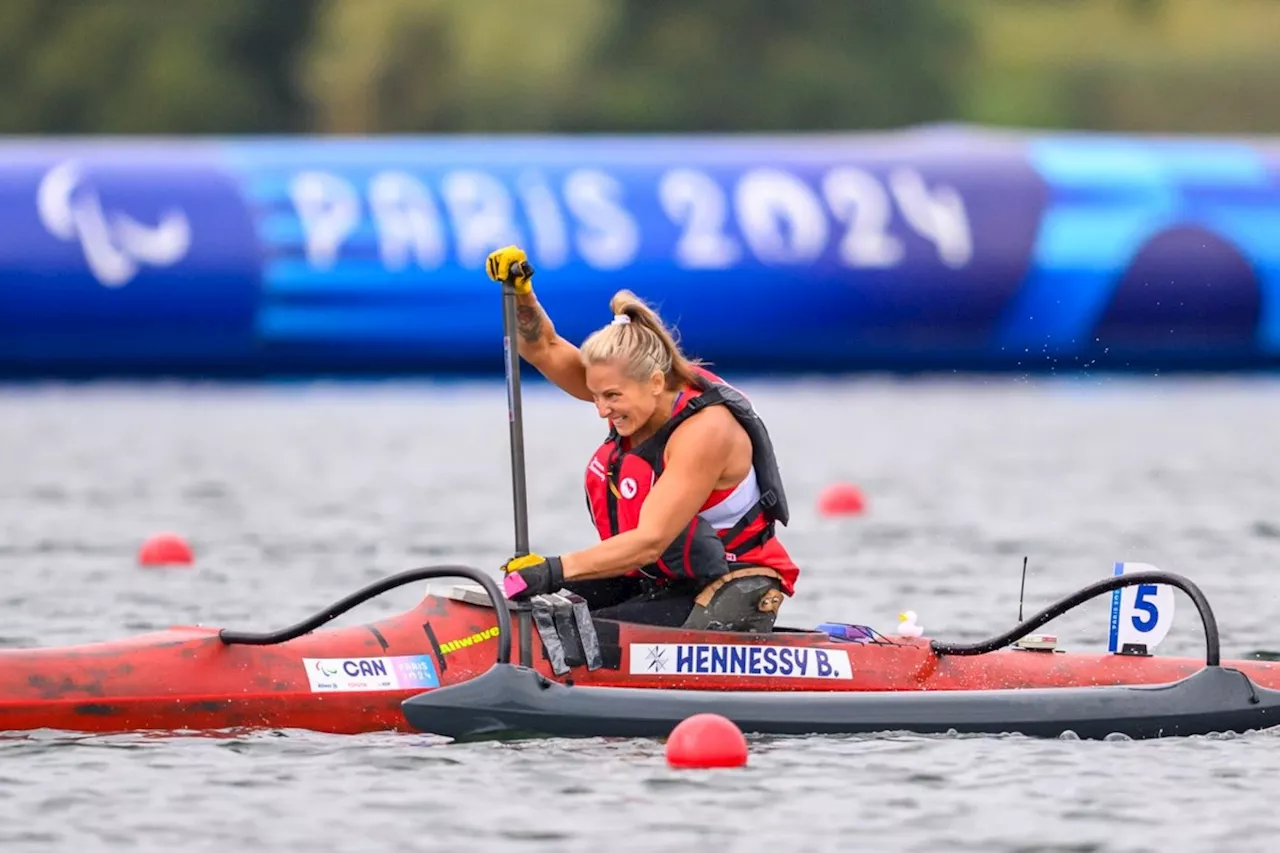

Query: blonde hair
[{"left": 580, "top": 290, "right": 703, "bottom": 389}]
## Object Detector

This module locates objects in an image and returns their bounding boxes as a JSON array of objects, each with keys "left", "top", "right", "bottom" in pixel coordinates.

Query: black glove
[{"left": 500, "top": 553, "right": 564, "bottom": 601}]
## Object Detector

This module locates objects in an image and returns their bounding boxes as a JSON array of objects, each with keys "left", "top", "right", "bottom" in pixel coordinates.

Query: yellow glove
[
  {"left": 486, "top": 246, "right": 534, "bottom": 295},
  {"left": 502, "top": 553, "right": 550, "bottom": 573}
]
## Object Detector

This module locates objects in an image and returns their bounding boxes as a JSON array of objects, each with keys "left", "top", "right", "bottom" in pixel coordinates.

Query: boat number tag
[{"left": 1108, "top": 562, "right": 1176, "bottom": 653}]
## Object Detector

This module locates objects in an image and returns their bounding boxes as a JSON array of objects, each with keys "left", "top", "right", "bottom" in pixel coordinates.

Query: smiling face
[{"left": 585, "top": 359, "right": 666, "bottom": 437}]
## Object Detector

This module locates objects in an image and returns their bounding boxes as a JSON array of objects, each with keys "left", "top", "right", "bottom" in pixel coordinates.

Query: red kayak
[{"left": 0, "top": 564, "right": 1276, "bottom": 736}]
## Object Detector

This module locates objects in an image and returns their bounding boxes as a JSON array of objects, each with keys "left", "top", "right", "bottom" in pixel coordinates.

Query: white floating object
[
  {"left": 896, "top": 610, "right": 924, "bottom": 638},
  {"left": 1014, "top": 633, "right": 1059, "bottom": 652}
]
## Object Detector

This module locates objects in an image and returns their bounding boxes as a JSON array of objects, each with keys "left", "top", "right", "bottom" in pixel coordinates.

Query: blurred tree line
[{"left": 3, "top": 0, "right": 1279, "bottom": 135}]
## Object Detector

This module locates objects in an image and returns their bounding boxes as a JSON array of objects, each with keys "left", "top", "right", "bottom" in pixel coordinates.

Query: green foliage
[
  {"left": 2, "top": 0, "right": 1279, "bottom": 135},
  {"left": 964, "top": 0, "right": 1280, "bottom": 132},
  {"left": 548, "top": 0, "right": 974, "bottom": 132},
  {"left": 300, "top": 0, "right": 972, "bottom": 133},
  {"left": 301, "top": 0, "right": 614, "bottom": 132},
  {"left": 0, "top": 0, "right": 317, "bottom": 134}
]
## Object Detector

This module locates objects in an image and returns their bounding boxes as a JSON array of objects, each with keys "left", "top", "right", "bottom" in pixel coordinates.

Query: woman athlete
[{"left": 487, "top": 245, "right": 801, "bottom": 632}]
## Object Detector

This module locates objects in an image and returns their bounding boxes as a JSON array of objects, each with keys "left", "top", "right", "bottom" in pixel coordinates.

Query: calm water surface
[{"left": 1, "top": 375, "right": 1278, "bottom": 853}]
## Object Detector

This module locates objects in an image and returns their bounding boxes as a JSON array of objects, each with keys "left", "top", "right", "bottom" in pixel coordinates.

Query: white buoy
[{"left": 896, "top": 610, "right": 924, "bottom": 638}]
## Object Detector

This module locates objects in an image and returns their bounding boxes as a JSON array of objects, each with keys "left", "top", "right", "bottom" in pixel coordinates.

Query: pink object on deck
[{"left": 503, "top": 572, "right": 529, "bottom": 598}]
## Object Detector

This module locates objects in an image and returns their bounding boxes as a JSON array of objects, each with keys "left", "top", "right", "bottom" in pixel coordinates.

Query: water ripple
[{"left": 2, "top": 377, "right": 1280, "bottom": 852}]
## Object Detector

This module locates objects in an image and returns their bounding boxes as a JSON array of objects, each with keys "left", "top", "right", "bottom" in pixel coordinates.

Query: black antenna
[{"left": 1017, "top": 555, "right": 1028, "bottom": 622}]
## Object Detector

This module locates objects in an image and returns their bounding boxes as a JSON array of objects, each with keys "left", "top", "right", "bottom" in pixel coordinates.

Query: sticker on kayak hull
[
  {"left": 629, "top": 643, "right": 852, "bottom": 680},
  {"left": 302, "top": 655, "right": 440, "bottom": 692},
  {"left": 439, "top": 626, "right": 500, "bottom": 656}
]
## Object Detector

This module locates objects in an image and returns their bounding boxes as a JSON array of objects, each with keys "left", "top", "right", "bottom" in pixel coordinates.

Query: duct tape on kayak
[{"left": 1109, "top": 561, "right": 1176, "bottom": 654}]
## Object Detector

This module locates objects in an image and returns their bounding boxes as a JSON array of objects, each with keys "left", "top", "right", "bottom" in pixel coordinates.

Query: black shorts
[{"left": 560, "top": 576, "right": 702, "bottom": 627}]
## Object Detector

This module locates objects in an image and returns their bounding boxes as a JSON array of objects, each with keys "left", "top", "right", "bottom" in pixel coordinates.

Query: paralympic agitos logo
[
  {"left": 313, "top": 660, "right": 339, "bottom": 677},
  {"left": 36, "top": 160, "right": 192, "bottom": 287}
]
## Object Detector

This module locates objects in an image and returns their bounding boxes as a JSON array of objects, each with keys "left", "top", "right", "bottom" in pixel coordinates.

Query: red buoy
[
  {"left": 817, "top": 482, "right": 865, "bottom": 516},
  {"left": 665, "top": 713, "right": 748, "bottom": 769},
  {"left": 138, "top": 533, "right": 194, "bottom": 567}
]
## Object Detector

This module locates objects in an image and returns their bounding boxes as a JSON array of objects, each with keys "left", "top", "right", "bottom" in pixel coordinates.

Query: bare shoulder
[{"left": 667, "top": 404, "right": 739, "bottom": 460}]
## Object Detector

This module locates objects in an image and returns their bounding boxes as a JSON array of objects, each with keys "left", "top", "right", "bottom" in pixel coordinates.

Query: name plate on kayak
[{"left": 629, "top": 643, "right": 853, "bottom": 680}]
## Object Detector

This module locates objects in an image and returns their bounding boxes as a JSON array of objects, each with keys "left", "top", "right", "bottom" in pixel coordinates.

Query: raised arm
[{"left": 487, "top": 246, "right": 592, "bottom": 402}]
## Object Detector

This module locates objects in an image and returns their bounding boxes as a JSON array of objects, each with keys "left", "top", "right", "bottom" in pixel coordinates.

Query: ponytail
[{"left": 580, "top": 290, "right": 704, "bottom": 389}]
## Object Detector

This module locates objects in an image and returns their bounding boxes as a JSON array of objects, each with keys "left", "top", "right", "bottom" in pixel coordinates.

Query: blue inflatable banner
[{"left": 1, "top": 126, "right": 1278, "bottom": 375}]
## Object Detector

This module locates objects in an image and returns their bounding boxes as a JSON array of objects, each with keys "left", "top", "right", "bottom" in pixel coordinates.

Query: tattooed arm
[{"left": 514, "top": 290, "right": 593, "bottom": 402}]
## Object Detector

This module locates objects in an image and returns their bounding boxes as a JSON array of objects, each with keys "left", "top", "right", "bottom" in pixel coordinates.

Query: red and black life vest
[{"left": 583, "top": 367, "right": 800, "bottom": 595}]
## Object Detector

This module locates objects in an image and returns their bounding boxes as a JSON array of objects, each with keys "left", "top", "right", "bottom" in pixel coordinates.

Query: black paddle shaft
[{"left": 502, "top": 260, "right": 534, "bottom": 558}]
